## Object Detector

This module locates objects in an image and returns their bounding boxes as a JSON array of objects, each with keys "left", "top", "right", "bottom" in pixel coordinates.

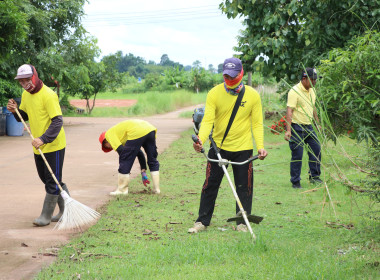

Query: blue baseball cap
[{"left": 222, "top": 57, "right": 242, "bottom": 77}]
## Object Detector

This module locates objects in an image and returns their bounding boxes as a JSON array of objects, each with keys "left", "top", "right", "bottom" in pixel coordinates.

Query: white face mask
[{"left": 19, "top": 79, "right": 35, "bottom": 92}]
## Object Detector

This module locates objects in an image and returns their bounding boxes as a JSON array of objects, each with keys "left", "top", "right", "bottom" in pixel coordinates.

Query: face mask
[
  {"left": 224, "top": 69, "right": 244, "bottom": 88},
  {"left": 19, "top": 79, "right": 36, "bottom": 92}
]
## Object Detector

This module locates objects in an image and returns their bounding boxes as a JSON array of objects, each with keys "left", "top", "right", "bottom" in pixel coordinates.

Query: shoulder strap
[{"left": 220, "top": 85, "right": 245, "bottom": 149}]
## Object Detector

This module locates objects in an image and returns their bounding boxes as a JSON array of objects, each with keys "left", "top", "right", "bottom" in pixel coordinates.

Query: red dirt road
[
  {"left": 69, "top": 99, "right": 137, "bottom": 109},
  {"left": 0, "top": 105, "right": 200, "bottom": 280}
]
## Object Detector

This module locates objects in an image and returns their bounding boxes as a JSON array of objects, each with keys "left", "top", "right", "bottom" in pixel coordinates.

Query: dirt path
[
  {"left": 69, "top": 99, "right": 137, "bottom": 109},
  {"left": 0, "top": 105, "right": 200, "bottom": 280}
]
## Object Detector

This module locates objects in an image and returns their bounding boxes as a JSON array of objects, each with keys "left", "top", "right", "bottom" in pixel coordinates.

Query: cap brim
[
  {"left": 15, "top": 74, "right": 33, "bottom": 80},
  {"left": 222, "top": 69, "right": 240, "bottom": 77}
]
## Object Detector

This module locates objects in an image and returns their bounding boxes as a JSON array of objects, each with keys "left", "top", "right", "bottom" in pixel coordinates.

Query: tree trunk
[{"left": 248, "top": 72, "right": 252, "bottom": 87}]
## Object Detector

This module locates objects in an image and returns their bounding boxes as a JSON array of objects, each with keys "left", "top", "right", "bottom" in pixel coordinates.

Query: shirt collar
[{"left": 298, "top": 82, "right": 311, "bottom": 93}]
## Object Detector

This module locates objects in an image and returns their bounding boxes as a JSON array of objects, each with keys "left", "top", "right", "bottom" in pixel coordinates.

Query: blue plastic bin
[{"left": 3, "top": 108, "right": 24, "bottom": 136}]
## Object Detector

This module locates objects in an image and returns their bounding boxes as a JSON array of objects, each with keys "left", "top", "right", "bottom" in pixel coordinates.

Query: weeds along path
[{"left": 0, "top": 105, "right": 199, "bottom": 280}]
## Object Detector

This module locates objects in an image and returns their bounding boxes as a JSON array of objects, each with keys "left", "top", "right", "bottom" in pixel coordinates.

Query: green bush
[
  {"left": 318, "top": 31, "right": 380, "bottom": 146},
  {"left": 0, "top": 79, "right": 20, "bottom": 107}
]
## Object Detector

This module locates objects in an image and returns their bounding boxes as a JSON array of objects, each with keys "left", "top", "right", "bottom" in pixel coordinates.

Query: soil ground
[
  {"left": 0, "top": 103, "right": 199, "bottom": 280},
  {"left": 69, "top": 99, "right": 137, "bottom": 109}
]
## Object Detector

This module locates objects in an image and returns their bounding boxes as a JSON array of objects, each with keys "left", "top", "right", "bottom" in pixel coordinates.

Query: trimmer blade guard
[{"left": 227, "top": 211, "right": 264, "bottom": 224}]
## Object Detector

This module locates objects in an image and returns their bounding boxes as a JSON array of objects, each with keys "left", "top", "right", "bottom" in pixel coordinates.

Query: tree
[
  {"left": 220, "top": 0, "right": 380, "bottom": 83},
  {"left": 318, "top": 31, "right": 380, "bottom": 146},
  {"left": 0, "top": 0, "right": 88, "bottom": 105},
  {"left": 217, "top": 63, "right": 223, "bottom": 74},
  {"left": 160, "top": 54, "right": 170, "bottom": 66},
  {"left": 192, "top": 60, "right": 202, "bottom": 70},
  {"left": 208, "top": 64, "right": 215, "bottom": 73}
]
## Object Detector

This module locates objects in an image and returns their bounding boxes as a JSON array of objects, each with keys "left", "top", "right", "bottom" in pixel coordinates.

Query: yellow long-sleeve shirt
[
  {"left": 198, "top": 83, "right": 264, "bottom": 152},
  {"left": 105, "top": 120, "right": 156, "bottom": 151}
]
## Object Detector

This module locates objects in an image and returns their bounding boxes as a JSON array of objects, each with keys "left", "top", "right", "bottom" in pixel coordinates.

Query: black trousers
[
  {"left": 196, "top": 147, "right": 253, "bottom": 226},
  {"left": 289, "top": 123, "right": 321, "bottom": 183},
  {"left": 118, "top": 131, "right": 159, "bottom": 174},
  {"left": 34, "top": 148, "right": 65, "bottom": 195}
]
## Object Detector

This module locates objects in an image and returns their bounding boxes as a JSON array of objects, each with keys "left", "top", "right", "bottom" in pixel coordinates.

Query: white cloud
[{"left": 83, "top": 0, "right": 244, "bottom": 67}]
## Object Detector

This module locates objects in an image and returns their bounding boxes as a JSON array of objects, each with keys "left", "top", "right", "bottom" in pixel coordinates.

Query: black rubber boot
[
  {"left": 51, "top": 184, "right": 70, "bottom": 222},
  {"left": 33, "top": 193, "right": 59, "bottom": 226}
]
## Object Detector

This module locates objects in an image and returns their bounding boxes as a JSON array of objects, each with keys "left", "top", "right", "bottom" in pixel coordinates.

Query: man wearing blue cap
[
  {"left": 285, "top": 68, "right": 322, "bottom": 189},
  {"left": 189, "top": 57, "right": 268, "bottom": 233}
]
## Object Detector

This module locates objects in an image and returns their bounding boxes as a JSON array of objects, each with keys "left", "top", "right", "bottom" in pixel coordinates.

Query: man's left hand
[
  {"left": 32, "top": 138, "right": 44, "bottom": 149},
  {"left": 257, "top": 149, "right": 268, "bottom": 160}
]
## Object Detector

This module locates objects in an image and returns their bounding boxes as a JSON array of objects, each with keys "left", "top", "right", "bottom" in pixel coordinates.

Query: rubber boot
[
  {"left": 151, "top": 171, "right": 160, "bottom": 194},
  {"left": 110, "top": 173, "right": 129, "bottom": 196},
  {"left": 33, "top": 193, "right": 59, "bottom": 226},
  {"left": 51, "top": 184, "right": 70, "bottom": 222}
]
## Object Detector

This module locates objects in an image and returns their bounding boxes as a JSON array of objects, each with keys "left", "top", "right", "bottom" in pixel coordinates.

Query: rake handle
[{"left": 14, "top": 107, "right": 63, "bottom": 193}]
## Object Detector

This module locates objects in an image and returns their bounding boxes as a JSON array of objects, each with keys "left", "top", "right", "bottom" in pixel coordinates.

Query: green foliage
[
  {"left": 221, "top": 0, "right": 380, "bottom": 84},
  {"left": 0, "top": 0, "right": 29, "bottom": 65},
  {"left": 0, "top": 79, "right": 20, "bottom": 107},
  {"left": 318, "top": 31, "right": 380, "bottom": 146},
  {"left": 362, "top": 143, "right": 380, "bottom": 205},
  {"left": 0, "top": 0, "right": 97, "bottom": 107}
]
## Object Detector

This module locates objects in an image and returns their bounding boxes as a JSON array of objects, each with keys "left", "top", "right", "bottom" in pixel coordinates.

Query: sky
[{"left": 82, "top": 0, "right": 245, "bottom": 68}]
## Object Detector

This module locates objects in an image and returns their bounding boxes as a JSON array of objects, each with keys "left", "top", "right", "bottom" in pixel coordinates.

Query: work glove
[{"left": 141, "top": 171, "right": 150, "bottom": 187}]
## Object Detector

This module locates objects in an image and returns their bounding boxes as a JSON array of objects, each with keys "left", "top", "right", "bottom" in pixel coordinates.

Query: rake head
[{"left": 54, "top": 191, "right": 101, "bottom": 231}]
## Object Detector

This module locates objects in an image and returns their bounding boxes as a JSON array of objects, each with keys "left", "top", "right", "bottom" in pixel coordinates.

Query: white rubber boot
[
  {"left": 151, "top": 171, "right": 160, "bottom": 194},
  {"left": 110, "top": 173, "right": 129, "bottom": 196}
]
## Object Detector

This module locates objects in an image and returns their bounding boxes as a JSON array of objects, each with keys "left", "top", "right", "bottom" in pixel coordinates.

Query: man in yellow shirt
[
  {"left": 285, "top": 68, "right": 322, "bottom": 189},
  {"left": 189, "top": 57, "right": 268, "bottom": 233},
  {"left": 99, "top": 120, "right": 160, "bottom": 195},
  {"left": 7, "top": 64, "right": 69, "bottom": 226}
]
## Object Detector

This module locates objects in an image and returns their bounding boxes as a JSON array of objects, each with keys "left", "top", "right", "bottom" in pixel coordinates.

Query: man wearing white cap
[{"left": 7, "top": 64, "right": 69, "bottom": 226}]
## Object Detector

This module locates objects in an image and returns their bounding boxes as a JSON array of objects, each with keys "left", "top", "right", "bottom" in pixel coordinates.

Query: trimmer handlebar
[
  {"left": 191, "top": 134, "right": 259, "bottom": 165},
  {"left": 191, "top": 134, "right": 205, "bottom": 153}
]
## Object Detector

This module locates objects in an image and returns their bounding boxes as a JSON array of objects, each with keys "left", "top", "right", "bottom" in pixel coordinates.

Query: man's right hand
[
  {"left": 284, "top": 130, "right": 291, "bottom": 141},
  {"left": 193, "top": 139, "right": 203, "bottom": 153},
  {"left": 7, "top": 99, "right": 17, "bottom": 113}
]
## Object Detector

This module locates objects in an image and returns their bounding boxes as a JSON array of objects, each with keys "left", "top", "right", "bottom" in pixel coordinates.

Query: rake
[{"left": 15, "top": 108, "right": 101, "bottom": 231}]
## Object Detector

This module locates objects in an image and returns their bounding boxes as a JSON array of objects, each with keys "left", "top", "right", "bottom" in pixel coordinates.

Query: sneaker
[
  {"left": 236, "top": 224, "right": 248, "bottom": 232},
  {"left": 310, "top": 177, "right": 323, "bottom": 184},
  {"left": 292, "top": 181, "right": 302, "bottom": 189},
  {"left": 188, "top": 222, "right": 207, "bottom": 233}
]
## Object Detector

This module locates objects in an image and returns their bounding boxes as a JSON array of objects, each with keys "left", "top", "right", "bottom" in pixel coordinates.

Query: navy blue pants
[
  {"left": 196, "top": 147, "right": 253, "bottom": 226},
  {"left": 289, "top": 124, "right": 321, "bottom": 183},
  {"left": 34, "top": 148, "right": 65, "bottom": 195},
  {"left": 118, "top": 131, "right": 159, "bottom": 174}
]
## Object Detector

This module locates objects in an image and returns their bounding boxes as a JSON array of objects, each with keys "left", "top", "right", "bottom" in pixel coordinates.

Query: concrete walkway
[{"left": 0, "top": 105, "right": 199, "bottom": 280}]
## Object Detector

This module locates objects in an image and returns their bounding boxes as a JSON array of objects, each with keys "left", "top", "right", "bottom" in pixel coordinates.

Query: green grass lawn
[
  {"left": 36, "top": 121, "right": 379, "bottom": 280},
  {"left": 64, "top": 90, "right": 207, "bottom": 117}
]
